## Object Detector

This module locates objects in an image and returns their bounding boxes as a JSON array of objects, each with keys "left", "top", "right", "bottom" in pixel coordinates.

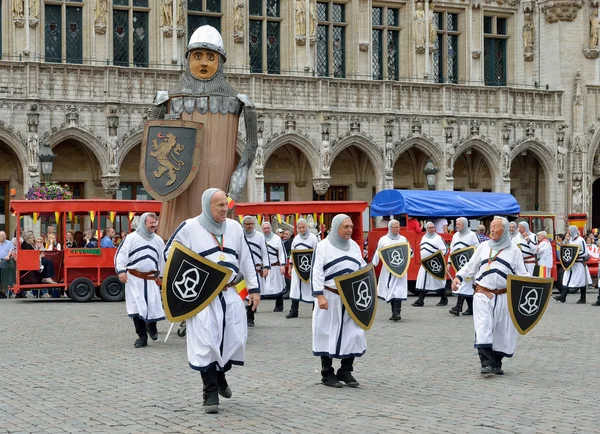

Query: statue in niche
[
  {"left": 591, "top": 13, "right": 599, "bottom": 47},
  {"left": 414, "top": 2, "right": 426, "bottom": 48},
  {"left": 295, "top": 0, "right": 306, "bottom": 36}
]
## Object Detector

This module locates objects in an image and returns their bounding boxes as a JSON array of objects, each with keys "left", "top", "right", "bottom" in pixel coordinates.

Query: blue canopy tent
[{"left": 370, "top": 190, "right": 520, "bottom": 218}]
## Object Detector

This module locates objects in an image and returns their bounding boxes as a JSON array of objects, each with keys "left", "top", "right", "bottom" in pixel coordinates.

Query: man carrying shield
[
  {"left": 371, "top": 219, "right": 412, "bottom": 321},
  {"left": 242, "top": 216, "right": 270, "bottom": 327},
  {"left": 412, "top": 222, "right": 449, "bottom": 307},
  {"left": 535, "top": 231, "right": 553, "bottom": 278},
  {"left": 448, "top": 217, "right": 479, "bottom": 317},
  {"left": 312, "top": 214, "right": 368, "bottom": 388},
  {"left": 553, "top": 225, "right": 589, "bottom": 304},
  {"left": 163, "top": 188, "right": 260, "bottom": 414},
  {"left": 261, "top": 222, "right": 287, "bottom": 312},
  {"left": 286, "top": 218, "right": 318, "bottom": 319},
  {"left": 514, "top": 222, "right": 538, "bottom": 275},
  {"left": 115, "top": 213, "right": 166, "bottom": 348},
  {"left": 451, "top": 217, "right": 529, "bottom": 376}
]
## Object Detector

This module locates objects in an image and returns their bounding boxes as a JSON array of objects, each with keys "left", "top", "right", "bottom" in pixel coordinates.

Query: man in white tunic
[
  {"left": 515, "top": 221, "right": 538, "bottom": 275},
  {"left": 535, "top": 231, "right": 553, "bottom": 278},
  {"left": 371, "top": 219, "right": 413, "bottom": 322},
  {"left": 286, "top": 218, "right": 318, "bottom": 319},
  {"left": 262, "top": 222, "right": 287, "bottom": 312},
  {"left": 452, "top": 217, "right": 528, "bottom": 376},
  {"left": 164, "top": 188, "right": 260, "bottom": 414},
  {"left": 554, "top": 225, "right": 589, "bottom": 305},
  {"left": 242, "top": 216, "right": 269, "bottom": 327},
  {"left": 449, "top": 217, "right": 479, "bottom": 317},
  {"left": 508, "top": 222, "right": 518, "bottom": 241},
  {"left": 115, "top": 212, "right": 165, "bottom": 348},
  {"left": 412, "top": 222, "right": 449, "bottom": 307},
  {"left": 312, "top": 214, "right": 367, "bottom": 388}
]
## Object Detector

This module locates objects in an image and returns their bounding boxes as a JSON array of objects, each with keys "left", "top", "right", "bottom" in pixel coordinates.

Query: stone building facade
[{"left": 1, "top": 0, "right": 600, "bottom": 235}]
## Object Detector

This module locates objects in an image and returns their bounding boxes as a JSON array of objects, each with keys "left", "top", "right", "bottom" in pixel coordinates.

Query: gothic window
[
  {"left": 317, "top": 2, "right": 346, "bottom": 78},
  {"left": 372, "top": 6, "right": 400, "bottom": 81},
  {"left": 113, "top": 0, "right": 149, "bottom": 67},
  {"left": 187, "top": 0, "right": 222, "bottom": 38},
  {"left": 483, "top": 16, "right": 508, "bottom": 86},
  {"left": 432, "top": 11, "right": 459, "bottom": 84},
  {"left": 249, "top": 0, "right": 281, "bottom": 74},
  {"left": 44, "top": 0, "right": 83, "bottom": 64}
]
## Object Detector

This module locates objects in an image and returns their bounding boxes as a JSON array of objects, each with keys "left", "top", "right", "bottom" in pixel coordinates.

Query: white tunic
[
  {"left": 311, "top": 238, "right": 367, "bottom": 359},
  {"left": 514, "top": 233, "right": 538, "bottom": 275},
  {"left": 457, "top": 242, "right": 528, "bottom": 357},
  {"left": 114, "top": 232, "right": 166, "bottom": 322},
  {"left": 244, "top": 231, "right": 270, "bottom": 297},
  {"left": 562, "top": 237, "right": 589, "bottom": 291},
  {"left": 371, "top": 235, "right": 413, "bottom": 302},
  {"left": 415, "top": 234, "right": 448, "bottom": 292},
  {"left": 536, "top": 239, "right": 553, "bottom": 278},
  {"left": 449, "top": 231, "right": 480, "bottom": 297},
  {"left": 164, "top": 218, "right": 259, "bottom": 372},
  {"left": 290, "top": 233, "right": 318, "bottom": 303},
  {"left": 262, "top": 235, "right": 287, "bottom": 298}
]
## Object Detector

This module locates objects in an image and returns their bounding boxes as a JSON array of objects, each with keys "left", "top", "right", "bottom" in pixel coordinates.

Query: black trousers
[
  {"left": 40, "top": 258, "right": 54, "bottom": 279},
  {"left": 132, "top": 317, "right": 157, "bottom": 340}
]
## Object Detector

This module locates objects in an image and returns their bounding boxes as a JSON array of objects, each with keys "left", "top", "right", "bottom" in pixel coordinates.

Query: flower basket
[{"left": 25, "top": 183, "right": 73, "bottom": 201}]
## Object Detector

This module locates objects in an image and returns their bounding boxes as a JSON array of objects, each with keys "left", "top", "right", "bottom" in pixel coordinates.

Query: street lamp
[
  {"left": 38, "top": 145, "right": 56, "bottom": 183},
  {"left": 423, "top": 159, "right": 438, "bottom": 190}
]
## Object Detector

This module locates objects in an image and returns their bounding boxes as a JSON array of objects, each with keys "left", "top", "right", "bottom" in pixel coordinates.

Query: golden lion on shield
[{"left": 150, "top": 132, "right": 185, "bottom": 186}]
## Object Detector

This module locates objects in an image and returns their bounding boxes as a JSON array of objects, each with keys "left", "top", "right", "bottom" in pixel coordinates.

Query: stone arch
[
  {"left": 453, "top": 137, "right": 500, "bottom": 186},
  {"left": 264, "top": 132, "right": 320, "bottom": 178},
  {"left": 0, "top": 125, "right": 27, "bottom": 183},
  {"left": 47, "top": 127, "right": 107, "bottom": 173},
  {"left": 118, "top": 128, "right": 144, "bottom": 169},
  {"left": 392, "top": 136, "right": 443, "bottom": 169},
  {"left": 510, "top": 139, "right": 554, "bottom": 176},
  {"left": 588, "top": 128, "right": 600, "bottom": 175},
  {"left": 331, "top": 134, "right": 383, "bottom": 181}
]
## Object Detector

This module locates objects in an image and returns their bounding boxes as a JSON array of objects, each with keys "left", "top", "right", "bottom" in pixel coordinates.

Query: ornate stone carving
[
  {"left": 470, "top": 119, "right": 480, "bottom": 136},
  {"left": 384, "top": 119, "right": 394, "bottom": 177},
  {"left": 94, "top": 0, "right": 107, "bottom": 34},
  {"left": 285, "top": 113, "right": 296, "bottom": 131},
  {"left": 573, "top": 136, "right": 583, "bottom": 172},
  {"left": 414, "top": 1, "right": 426, "bottom": 54},
  {"left": 234, "top": 0, "right": 244, "bottom": 43},
  {"left": 313, "top": 178, "right": 331, "bottom": 196},
  {"left": 412, "top": 118, "right": 422, "bottom": 135},
  {"left": 583, "top": 46, "right": 600, "bottom": 58},
  {"left": 540, "top": 0, "right": 583, "bottom": 23},
  {"left": 254, "top": 144, "right": 264, "bottom": 176},
  {"left": 472, "top": 51, "right": 481, "bottom": 59},
  {"left": 321, "top": 116, "right": 331, "bottom": 142},
  {"left": 66, "top": 105, "right": 79, "bottom": 126},
  {"left": 525, "top": 122, "right": 535, "bottom": 138},
  {"left": 574, "top": 70, "right": 584, "bottom": 105},
  {"left": 13, "top": 0, "right": 24, "bottom": 25},
  {"left": 591, "top": 9, "right": 600, "bottom": 47},
  {"left": 101, "top": 174, "right": 121, "bottom": 195},
  {"left": 295, "top": 0, "right": 306, "bottom": 39},
  {"left": 350, "top": 115, "right": 360, "bottom": 133},
  {"left": 572, "top": 178, "right": 583, "bottom": 212},
  {"left": 359, "top": 43, "right": 369, "bottom": 52},
  {"left": 523, "top": 13, "right": 535, "bottom": 61},
  {"left": 309, "top": 0, "right": 317, "bottom": 45},
  {"left": 27, "top": 133, "right": 38, "bottom": 167}
]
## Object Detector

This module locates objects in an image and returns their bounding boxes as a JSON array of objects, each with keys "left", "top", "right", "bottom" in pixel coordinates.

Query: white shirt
[{"left": 433, "top": 218, "right": 448, "bottom": 234}]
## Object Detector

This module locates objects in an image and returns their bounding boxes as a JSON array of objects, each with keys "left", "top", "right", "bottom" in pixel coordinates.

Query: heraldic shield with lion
[
  {"left": 507, "top": 275, "right": 554, "bottom": 335},
  {"left": 333, "top": 264, "right": 378, "bottom": 331}
]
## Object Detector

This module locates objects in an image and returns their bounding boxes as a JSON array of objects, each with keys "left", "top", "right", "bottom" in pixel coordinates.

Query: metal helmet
[{"left": 186, "top": 25, "right": 226, "bottom": 61}]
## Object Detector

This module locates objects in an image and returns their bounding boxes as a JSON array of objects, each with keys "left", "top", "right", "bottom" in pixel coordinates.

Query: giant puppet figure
[{"left": 141, "top": 25, "right": 258, "bottom": 238}]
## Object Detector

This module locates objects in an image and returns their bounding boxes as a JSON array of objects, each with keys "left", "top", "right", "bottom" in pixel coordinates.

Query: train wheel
[
  {"left": 68, "top": 277, "right": 95, "bottom": 302},
  {"left": 100, "top": 276, "right": 125, "bottom": 302}
]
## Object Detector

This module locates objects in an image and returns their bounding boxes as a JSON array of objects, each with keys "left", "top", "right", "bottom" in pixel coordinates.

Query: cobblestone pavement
[{"left": 0, "top": 292, "right": 599, "bottom": 434}]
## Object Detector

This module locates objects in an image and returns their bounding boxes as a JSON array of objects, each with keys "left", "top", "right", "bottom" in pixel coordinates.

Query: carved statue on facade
[
  {"left": 29, "top": 0, "right": 39, "bottom": 20},
  {"left": 523, "top": 14, "right": 534, "bottom": 60},
  {"left": 161, "top": 0, "right": 173, "bottom": 27},
  {"left": 428, "top": 8, "right": 437, "bottom": 44},
  {"left": 385, "top": 141, "right": 394, "bottom": 177},
  {"left": 13, "top": 0, "right": 24, "bottom": 18},
  {"left": 591, "top": 14, "right": 599, "bottom": 47},
  {"left": 94, "top": 0, "right": 107, "bottom": 25},
  {"left": 414, "top": 1, "right": 426, "bottom": 51},
  {"left": 572, "top": 180, "right": 583, "bottom": 213},
  {"left": 574, "top": 70, "right": 584, "bottom": 105},
  {"left": 309, "top": 0, "right": 317, "bottom": 39},
  {"left": 557, "top": 144, "right": 567, "bottom": 175},
  {"left": 296, "top": 0, "right": 307, "bottom": 36},
  {"left": 502, "top": 144, "right": 512, "bottom": 177},
  {"left": 234, "top": 0, "right": 244, "bottom": 37},
  {"left": 27, "top": 133, "right": 38, "bottom": 165},
  {"left": 177, "top": 0, "right": 185, "bottom": 29},
  {"left": 108, "top": 135, "right": 119, "bottom": 170},
  {"left": 322, "top": 141, "right": 331, "bottom": 171}
]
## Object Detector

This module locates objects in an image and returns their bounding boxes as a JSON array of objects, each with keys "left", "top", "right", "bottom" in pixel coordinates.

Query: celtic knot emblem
[
  {"left": 458, "top": 254, "right": 468, "bottom": 268},
  {"left": 518, "top": 286, "right": 541, "bottom": 316},
  {"left": 353, "top": 278, "right": 373, "bottom": 311},
  {"left": 298, "top": 255, "right": 311, "bottom": 272},
  {"left": 562, "top": 249, "right": 572, "bottom": 262},
  {"left": 388, "top": 249, "right": 404, "bottom": 267},
  {"left": 429, "top": 259, "right": 442, "bottom": 273}
]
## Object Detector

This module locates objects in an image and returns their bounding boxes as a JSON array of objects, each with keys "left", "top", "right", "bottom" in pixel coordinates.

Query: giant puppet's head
[{"left": 186, "top": 25, "right": 226, "bottom": 81}]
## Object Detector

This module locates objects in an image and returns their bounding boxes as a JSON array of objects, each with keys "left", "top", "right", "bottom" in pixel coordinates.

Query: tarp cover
[{"left": 370, "top": 190, "right": 520, "bottom": 218}]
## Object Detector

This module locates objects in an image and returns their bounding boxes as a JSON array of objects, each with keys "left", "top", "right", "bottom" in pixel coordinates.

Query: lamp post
[
  {"left": 423, "top": 159, "right": 438, "bottom": 190},
  {"left": 38, "top": 145, "right": 56, "bottom": 183}
]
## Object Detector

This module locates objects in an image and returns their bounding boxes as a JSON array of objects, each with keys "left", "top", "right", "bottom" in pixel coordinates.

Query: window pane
[
  {"left": 188, "top": 15, "right": 220, "bottom": 38},
  {"left": 113, "top": 10, "right": 129, "bottom": 66},
  {"left": 387, "top": 29, "right": 399, "bottom": 80},
  {"left": 317, "top": 2, "right": 327, "bottom": 21},
  {"left": 249, "top": 0, "right": 262, "bottom": 16},
  {"left": 372, "top": 29, "right": 382, "bottom": 80},
  {"left": 332, "top": 3, "right": 344, "bottom": 22},
  {"left": 316, "top": 24, "right": 328, "bottom": 76},
  {"left": 66, "top": 6, "right": 83, "bottom": 64},
  {"left": 433, "top": 12, "right": 441, "bottom": 31},
  {"left": 496, "top": 17, "right": 506, "bottom": 35},
  {"left": 494, "top": 38, "right": 506, "bottom": 85},
  {"left": 483, "top": 16, "right": 492, "bottom": 34},
  {"left": 133, "top": 11, "right": 148, "bottom": 67},
  {"left": 136, "top": 185, "right": 152, "bottom": 200},
  {"left": 332, "top": 25, "right": 345, "bottom": 78},
  {"left": 447, "top": 34, "right": 458, "bottom": 83},
  {"left": 249, "top": 20, "right": 262, "bottom": 73},
  {"left": 188, "top": 0, "right": 202, "bottom": 11},
  {"left": 266, "top": 0, "right": 279, "bottom": 18},
  {"left": 269, "top": 185, "right": 286, "bottom": 202},
  {"left": 45, "top": 4, "right": 62, "bottom": 63},
  {"left": 266, "top": 21, "right": 280, "bottom": 74},
  {"left": 387, "top": 8, "right": 398, "bottom": 27},
  {"left": 206, "top": 0, "right": 220, "bottom": 13},
  {"left": 447, "top": 13, "right": 458, "bottom": 32},
  {"left": 372, "top": 7, "right": 382, "bottom": 26},
  {"left": 133, "top": 0, "right": 148, "bottom": 6},
  {"left": 113, "top": 0, "right": 128, "bottom": 5},
  {"left": 116, "top": 185, "right": 133, "bottom": 200},
  {"left": 484, "top": 38, "right": 506, "bottom": 86},
  {"left": 432, "top": 32, "right": 442, "bottom": 83}
]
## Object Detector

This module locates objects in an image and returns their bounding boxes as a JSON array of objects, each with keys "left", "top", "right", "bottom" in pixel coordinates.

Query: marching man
[
  {"left": 242, "top": 216, "right": 270, "bottom": 327},
  {"left": 448, "top": 217, "right": 479, "bottom": 317},
  {"left": 515, "top": 222, "right": 538, "bottom": 275},
  {"left": 115, "top": 213, "right": 166, "bottom": 348},
  {"left": 286, "top": 218, "right": 318, "bottom": 319},
  {"left": 535, "top": 231, "right": 553, "bottom": 278},
  {"left": 371, "top": 219, "right": 413, "bottom": 322},
  {"left": 261, "top": 222, "right": 287, "bottom": 312},
  {"left": 452, "top": 217, "right": 529, "bottom": 376},
  {"left": 412, "top": 222, "right": 449, "bottom": 307},
  {"left": 554, "top": 225, "right": 589, "bottom": 305},
  {"left": 164, "top": 188, "right": 260, "bottom": 414}
]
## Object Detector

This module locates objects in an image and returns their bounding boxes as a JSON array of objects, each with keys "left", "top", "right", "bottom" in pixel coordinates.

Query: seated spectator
[
  {"left": 44, "top": 225, "right": 56, "bottom": 243},
  {"left": 100, "top": 228, "right": 117, "bottom": 248},
  {"left": 433, "top": 217, "right": 449, "bottom": 234},
  {"left": 83, "top": 229, "right": 98, "bottom": 248},
  {"left": 0, "top": 231, "right": 13, "bottom": 299},
  {"left": 65, "top": 231, "right": 76, "bottom": 249},
  {"left": 21, "top": 233, "right": 57, "bottom": 284},
  {"left": 406, "top": 216, "right": 423, "bottom": 232},
  {"left": 74, "top": 231, "right": 85, "bottom": 248},
  {"left": 45, "top": 233, "right": 61, "bottom": 251},
  {"left": 476, "top": 225, "right": 490, "bottom": 243}
]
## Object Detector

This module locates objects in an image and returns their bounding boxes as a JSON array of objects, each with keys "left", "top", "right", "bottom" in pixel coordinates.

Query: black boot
[
  {"left": 411, "top": 293, "right": 425, "bottom": 307},
  {"left": 201, "top": 368, "right": 219, "bottom": 414},
  {"left": 321, "top": 356, "right": 342, "bottom": 387},
  {"left": 436, "top": 290, "right": 448, "bottom": 306},
  {"left": 132, "top": 317, "right": 147, "bottom": 348},
  {"left": 147, "top": 321, "right": 158, "bottom": 341},
  {"left": 337, "top": 357, "right": 359, "bottom": 387},
  {"left": 553, "top": 286, "right": 568, "bottom": 303},
  {"left": 0, "top": 291, "right": 7, "bottom": 299},
  {"left": 273, "top": 296, "right": 284, "bottom": 312},
  {"left": 216, "top": 371, "right": 232, "bottom": 399},
  {"left": 462, "top": 297, "right": 473, "bottom": 315},
  {"left": 390, "top": 300, "right": 402, "bottom": 321},
  {"left": 493, "top": 352, "right": 504, "bottom": 375},
  {"left": 286, "top": 300, "right": 299, "bottom": 318},
  {"left": 246, "top": 305, "right": 255, "bottom": 327},
  {"left": 449, "top": 296, "right": 464, "bottom": 316},
  {"left": 478, "top": 348, "right": 495, "bottom": 376},
  {"left": 576, "top": 287, "right": 587, "bottom": 304},
  {"left": 592, "top": 293, "right": 600, "bottom": 306}
]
